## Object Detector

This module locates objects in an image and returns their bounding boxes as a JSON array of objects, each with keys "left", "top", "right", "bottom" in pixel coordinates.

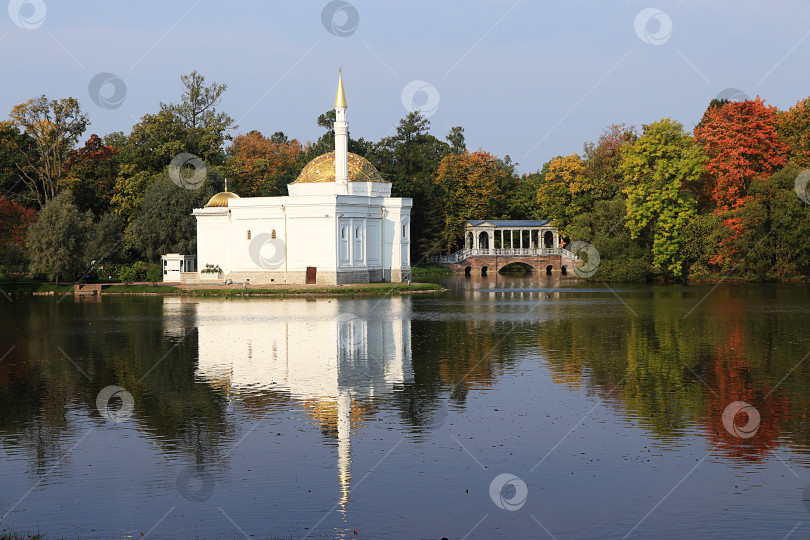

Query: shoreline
[{"left": 2, "top": 281, "right": 445, "bottom": 298}]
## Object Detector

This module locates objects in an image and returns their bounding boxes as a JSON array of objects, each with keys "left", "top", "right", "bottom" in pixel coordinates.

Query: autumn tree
[
  {"left": 25, "top": 191, "right": 93, "bottom": 284},
  {"left": 582, "top": 123, "right": 637, "bottom": 199},
  {"left": 777, "top": 97, "right": 810, "bottom": 168},
  {"left": 435, "top": 151, "right": 507, "bottom": 250},
  {"left": 694, "top": 97, "right": 787, "bottom": 213},
  {"left": 225, "top": 130, "right": 302, "bottom": 196},
  {"left": 535, "top": 153, "right": 589, "bottom": 235},
  {"left": 61, "top": 134, "right": 119, "bottom": 216},
  {"left": 0, "top": 196, "right": 36, "bottom": 257},
  {"left": 8, "top": 96, "right": 90, "bottom": 208},
  {"left": 619, "top": 118, "right": 705, "bottom": 279}
]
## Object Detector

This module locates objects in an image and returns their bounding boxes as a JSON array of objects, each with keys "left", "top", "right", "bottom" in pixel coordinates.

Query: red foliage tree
[
  {"left": 0, "top": 195, "right": 36, "bottom": 256},
  {"left": 694, "top": 98, "right": 787, "bottom": 212},
  {"left": 61, "top": 134, "right": 119, "bottom": 216}
]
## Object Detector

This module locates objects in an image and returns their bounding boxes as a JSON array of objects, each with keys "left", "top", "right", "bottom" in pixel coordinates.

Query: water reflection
[{"left": 169, "top": 296, "right": 414, "bottom": 518}]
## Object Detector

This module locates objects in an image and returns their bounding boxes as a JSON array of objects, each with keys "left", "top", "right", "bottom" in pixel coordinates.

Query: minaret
[{"left": 334, "top": 69, "right": 349, "bottom": 195}]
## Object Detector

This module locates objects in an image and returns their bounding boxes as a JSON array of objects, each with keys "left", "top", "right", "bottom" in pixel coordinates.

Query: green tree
[
  {"left": 87, "top": 212, "right": 127, "bottom": 265},
  {"left": 25, "top": 191, "right": 93, "bottom": 283},
  {"left": 446, "top": 126, "right": 466, "bottom": 155},
  {"left": 126, "top": 172, "right": 221, "bottom": 262},
  {"left": 618, "top": 118, "right": 706, "bottom": 279},
  {"left": 0, "top": 122, "right": 37, "bottom": 202},
  {"left": 8, "top": 96, "right": 90, "bottom": 208},
  {"left": 372, "top": 112, "right": 450, "bottom": 259}
]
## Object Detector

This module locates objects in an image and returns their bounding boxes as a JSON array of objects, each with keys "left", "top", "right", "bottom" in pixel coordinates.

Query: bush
[
  {"left": 118, "top": 261, "right": 148, "bottom": 284},
  {"left": 592, "top": 258, "right": 650, "bottom": 283},
  {"left": 145, "top": 264, "right": 162, "bottom": 284}
]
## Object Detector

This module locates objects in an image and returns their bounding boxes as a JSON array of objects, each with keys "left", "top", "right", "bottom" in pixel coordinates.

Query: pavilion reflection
[{"left": 163, "top": 296, "right": 414, "bottom": 516}]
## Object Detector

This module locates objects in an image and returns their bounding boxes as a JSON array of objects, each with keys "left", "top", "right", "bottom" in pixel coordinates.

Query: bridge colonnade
[{"left": 465, "top": 220, "right": 559, "bottom": 251}]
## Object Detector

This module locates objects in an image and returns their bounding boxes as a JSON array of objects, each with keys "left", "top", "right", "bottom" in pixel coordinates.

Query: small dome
[
  {"left": 293, "top": 151, "right": 385, "bottom": 184},
  {"left": 204, "top": 191, "right": 240, "bottom": 208}
]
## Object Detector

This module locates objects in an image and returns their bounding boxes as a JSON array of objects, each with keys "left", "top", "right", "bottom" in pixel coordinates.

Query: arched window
[
  {"left": 271, "top": 230, "right": 276, "bottom": 239},
  {"left": 246, "top": 230, "right": 251, "bottom": 240}
]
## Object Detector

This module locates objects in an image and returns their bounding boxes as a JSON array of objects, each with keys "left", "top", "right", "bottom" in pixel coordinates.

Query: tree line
[{"left": 1, "top": 70, "right": 809, "bottom": 282}]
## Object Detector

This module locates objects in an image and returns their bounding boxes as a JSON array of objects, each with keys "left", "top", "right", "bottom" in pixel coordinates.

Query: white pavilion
[{"left": 185, "top": 73, "right": 412, "bottom": 285}]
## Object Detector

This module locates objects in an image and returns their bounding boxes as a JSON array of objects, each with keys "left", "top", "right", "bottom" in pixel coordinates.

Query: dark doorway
[
  {"left": 481, "top": 266, "right": 488, "bottom": 276},
  {"left": 561, "top": 265, "right": 567, "bottom": 276},
  {"left": 544, "top": 231, "right": 554, "bottom": 248},
  {"left": 464, "top": 266, "right": 471, "bottom": 276},
  {"left": 546, "top": 265, "right": 553, "bottom": 275},
  {"left": 306, "top": 267, "right": 317, "bottom": 284}
]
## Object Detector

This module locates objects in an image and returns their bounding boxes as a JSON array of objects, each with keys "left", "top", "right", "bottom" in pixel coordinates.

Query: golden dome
[
  {"left": 204, "top": 191, "right": 240, "bottom": 207},
  {"left": 293, "top": 151, "right": 385, "bottom": 183}
]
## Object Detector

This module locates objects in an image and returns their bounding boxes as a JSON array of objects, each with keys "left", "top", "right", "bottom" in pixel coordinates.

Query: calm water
[{"left": 2, "top": 276, "right": 810, "bottom": 539}]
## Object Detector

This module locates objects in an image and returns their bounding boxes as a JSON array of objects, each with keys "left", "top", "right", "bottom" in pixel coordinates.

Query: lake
[{"left": 2, "top": 276, "right": 810, "bottom": 539}]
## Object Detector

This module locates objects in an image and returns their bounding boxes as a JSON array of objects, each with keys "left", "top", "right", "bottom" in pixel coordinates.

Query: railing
[{"left": 431, "top": 247, "right": 579, "bottom": 264}]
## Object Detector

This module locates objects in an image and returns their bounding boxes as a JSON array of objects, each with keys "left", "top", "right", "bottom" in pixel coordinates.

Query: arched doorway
[
  {"left": 478, "top": 231, "right": 489, "bottom": 250},
  {"left": 546, "top": 265, "right": 553, "bottom": 275},
  {"left": 481, "top": 266, "right": 488, "bottom": 276},
  {"left": 464, "top": 266, "right": 471, "bottom": 276},
  {"left": 561, "top": 265, "right": 567, "bottom": 275},
  {"left": 543, "top": 231, "right": 554, "bottom": 248},
  {"left": 466, "top": 232, "right": 474, "bottom": 250}
]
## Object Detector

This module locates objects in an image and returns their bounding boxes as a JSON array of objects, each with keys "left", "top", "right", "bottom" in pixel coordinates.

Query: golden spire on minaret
[{"left": 335, "top": 68, "right": 347, "bottom": 109}]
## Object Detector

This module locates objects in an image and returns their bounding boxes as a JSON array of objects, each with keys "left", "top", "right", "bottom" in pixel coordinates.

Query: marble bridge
[{"left": 430, "top": 219, "right": 581, "bottom": 276}]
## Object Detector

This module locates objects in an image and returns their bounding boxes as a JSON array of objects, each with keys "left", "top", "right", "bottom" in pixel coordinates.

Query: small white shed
[{"left": 161, "top": 254, "right": 196, "bottom": 282}]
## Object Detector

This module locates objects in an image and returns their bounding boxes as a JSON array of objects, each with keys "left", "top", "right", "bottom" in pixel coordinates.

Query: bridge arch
[
  {"left": 499, "top": 262, "right": 534, "bottom": 274},
  {"left": 546, "top": 264, "right": 553, "bottom": 275}
]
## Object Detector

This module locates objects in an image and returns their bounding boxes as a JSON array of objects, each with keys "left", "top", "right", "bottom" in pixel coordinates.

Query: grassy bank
[{"left": 411, "top": 264, "right": 453, "bottom": 277}]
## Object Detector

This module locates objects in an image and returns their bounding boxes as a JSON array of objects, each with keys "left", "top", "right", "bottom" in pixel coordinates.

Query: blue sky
[{"left": 2, "top": 0, "right": 809, "bottom": 173}]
